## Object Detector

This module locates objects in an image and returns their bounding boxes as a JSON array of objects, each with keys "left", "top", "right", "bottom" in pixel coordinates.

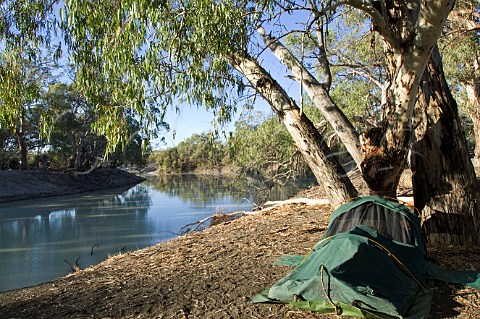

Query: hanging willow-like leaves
[
  {"left": 0, "top": 49, "right": 42, "bottom": 131},
  {"left": 61, "top": 0, "right": 258, "bottom": 153},
  {"left": 0, "top": 0, "right": 58, "bottom": 51}
]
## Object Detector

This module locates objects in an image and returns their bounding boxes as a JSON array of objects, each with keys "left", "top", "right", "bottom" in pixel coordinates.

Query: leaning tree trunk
[
  {"left": 412, "top": 46, "right": 480, "bottom": 247},
  {"left": 231, "top": 54, "right": 357, "bottom": 205},
  {"left": 257, "top": 27, "right": 363, "bottom": 168}
]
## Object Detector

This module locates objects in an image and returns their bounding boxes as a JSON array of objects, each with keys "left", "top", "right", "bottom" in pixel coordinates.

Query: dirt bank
[
  {"left": 0, "top": 168, "right": 145, "bottom": 203},
  {"left": 0, "top": 199, "right": 479, "bottom": 318}
]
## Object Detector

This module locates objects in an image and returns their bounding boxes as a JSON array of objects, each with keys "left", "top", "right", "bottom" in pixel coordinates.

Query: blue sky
[
  {"left": 153, "top": 10, "right": 308, "bottom": 149},
  {"left": 157, "top": 48, "right": 302, "bottom": 149},
  {"left": 157, "top": 100, "right": 273, "bottom": 149},
  {"left": 158, "top": 106, "right": 234, "bottom": 148}
]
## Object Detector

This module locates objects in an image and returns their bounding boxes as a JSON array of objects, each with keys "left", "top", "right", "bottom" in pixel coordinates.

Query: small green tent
[{"left": 253, "top": 196, "right": 480, "bottom": 319}]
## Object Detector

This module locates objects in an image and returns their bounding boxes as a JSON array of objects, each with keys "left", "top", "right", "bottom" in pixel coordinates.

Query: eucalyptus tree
[
  {"left": 0, "top": 49, "right": 44, "bottom": 170},
  {"left": 405, "top": 1, "right": 480, "bottom": 246},
  {"left": 229, "top": 112, "right": 297, "bottom": 176},
  {"left": 60, "top": 0, "right": 451, "bottom": 190},
  {"left": 2, "top": 0, "right": 479, "bottom": 245},
  {"left": 292, "top": 4, "right": 480, "bottom": 246},
  {"left": 44, "top": 82, "right": 154, "bottom": 170},
  {"left": 61, "top": 0, "right": 477, "bottom": 245},
  {"left": 440, "top": 0, "right": 479, "bottom": 161},
  {"left": 176, "top": 132, "right": 227, "bottom": 171},
  {"left": 0, "top": 126, "right": 17, "bottom": 169},
  {"left": 1, "top": 0, "right": 63, "bottom": 169}
]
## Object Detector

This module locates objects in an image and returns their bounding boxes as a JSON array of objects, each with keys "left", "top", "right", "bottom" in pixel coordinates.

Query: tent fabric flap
[
  {"left": 425, "top": 261, "right": 480, "bottom": 289},
  {"left": 271, "top": 254, "right": 304, "bottom": 267},
  {"left": 263, "top": 226, "right": 422, "bottom": 318}
]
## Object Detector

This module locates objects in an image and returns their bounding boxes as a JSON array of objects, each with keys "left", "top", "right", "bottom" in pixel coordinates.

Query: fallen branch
[
  {"left": 64, "top": 256, "right": 81, "bottom": 273},
  {"left": 181, "top": 212, "right": 247, "bottom": 233},
  {"left": 263, "top": 196, "right": 414, "bottom": 209},
  {"left": 180, "top": 196, "right": 415, "bottom": 235},
  {"left": 263, "top": 198, "right": 330, "bottom": 207}
]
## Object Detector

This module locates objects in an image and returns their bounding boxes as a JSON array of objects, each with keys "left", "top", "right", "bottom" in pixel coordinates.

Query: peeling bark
[
  {"left": 359, "top": 0, "right": 455, "bottom": 198},
  {"left": 231, "top": 54, "right": 357, "bottom": 205},
  {"left": 465, "top": 71, "right": 480, "bottom": 162},
  {"left": 359, "top": 127, "right": 406, "bottom": 197},
  {"left": 412, "top": 46, "right": 480, "bottom": 246}
]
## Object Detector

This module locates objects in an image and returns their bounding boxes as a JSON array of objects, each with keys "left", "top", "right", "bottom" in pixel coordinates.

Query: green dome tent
[{"left": 253, "top": 196, "right": 480, "bottom": 319}]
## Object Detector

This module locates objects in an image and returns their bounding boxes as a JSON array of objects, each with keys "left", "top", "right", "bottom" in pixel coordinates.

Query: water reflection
[
  {"left": 0, "top": 185, "right": 155, "bottom": 292},
  {"left": 144, "top": 174, "right": 254, "bottom": 209},
  {"left": 0, "top": 174, "right": 315, "bottom": 292}
]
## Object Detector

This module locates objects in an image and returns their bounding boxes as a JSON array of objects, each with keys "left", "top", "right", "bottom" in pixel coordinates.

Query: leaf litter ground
[{"left": 0, "top": 195, "right": 479, "bottom": 319}]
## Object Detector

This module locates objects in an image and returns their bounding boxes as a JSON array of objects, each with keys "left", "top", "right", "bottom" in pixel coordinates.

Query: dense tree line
[
  {"left": 151, "top": 104, "right": 372, "bottom": 179},
  {"left": 151, "top": 133, "right": 227, "bottom": 173},
  {"left": 152, "top": 106, "right": 478, "bottom": 180},
  {"left": 0, "top": 61, "right": 154, "bottom": 171}
]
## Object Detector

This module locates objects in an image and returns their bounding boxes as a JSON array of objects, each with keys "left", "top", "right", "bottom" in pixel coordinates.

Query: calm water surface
[{"left": 0, "top": 174, "right": 315, "bottom": 292}]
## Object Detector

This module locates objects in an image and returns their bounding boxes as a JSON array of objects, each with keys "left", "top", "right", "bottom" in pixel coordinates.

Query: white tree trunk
[
  {"left": 257, "top": 27, "right": 363, "bottom": 169},
  {"left": 231, "top": 54, "right": 358, "bottom": 205}
]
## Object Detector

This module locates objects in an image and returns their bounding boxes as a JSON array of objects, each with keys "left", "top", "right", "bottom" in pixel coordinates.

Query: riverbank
[
  {"left": 0, "top": 169, "right": 479, "bottom": 318},
  {"left": 0, "top": 196, "right": 479, "bottom": 318},
  {"left": 0, "top": 168, "right": 145, "bottom": 203}
]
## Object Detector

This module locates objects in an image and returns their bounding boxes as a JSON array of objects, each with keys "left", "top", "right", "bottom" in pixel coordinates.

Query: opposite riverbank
[{"left": 0, "top": 168, "right": 145, "bottom": 203}]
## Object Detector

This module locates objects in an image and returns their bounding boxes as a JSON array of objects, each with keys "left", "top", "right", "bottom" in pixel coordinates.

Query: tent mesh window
[{"left": 325, "top": 203, "right": 415, "bottom": 245}]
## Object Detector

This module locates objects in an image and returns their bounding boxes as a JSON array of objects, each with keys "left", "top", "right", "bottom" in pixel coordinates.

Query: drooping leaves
[{"left": 61, "top": 0, "right": 258, "bottom": 152}]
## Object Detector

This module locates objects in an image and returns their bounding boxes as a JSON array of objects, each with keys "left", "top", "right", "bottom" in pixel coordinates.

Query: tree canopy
[{"left": 1, "top": 0, "right": 479, "bottom": 246}]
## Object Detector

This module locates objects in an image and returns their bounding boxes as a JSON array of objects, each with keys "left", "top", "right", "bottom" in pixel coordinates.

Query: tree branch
[
  {"left": 230, "top": 54, "right": 358, "bottom": 204},
  {"left": 256, "top": 26, "right": 363, "bottom": 168}
]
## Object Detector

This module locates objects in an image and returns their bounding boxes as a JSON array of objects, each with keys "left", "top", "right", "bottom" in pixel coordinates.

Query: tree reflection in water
[
  {"left": 0, "top": 185, "right": 153, "bottom": 292},
  {"left": 145, "top": 174, "right": 316, "bottom": 208},
  {"left": 0, "top": 174, "right": 315, "bottom": 292}
]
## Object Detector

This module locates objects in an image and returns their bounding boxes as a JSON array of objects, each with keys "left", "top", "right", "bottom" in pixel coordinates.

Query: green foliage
[
  {"left": 283, "top": 6, "right": 384, "bottom": 136},
  {"left": 326, "top": 14, "right": 385, "bottom": 131},
  {"left": 230, "top": 113, "right": 287, "bottom": 173},
  {"left": 228, "top": 111, "right": 309, "bottom": 178},
  {"left": 439, "top": 0, "right": 480, "bottom": 155},
  {"left": 43, "top": 83, "right": 152, "bottom": 169},
  {"left": 0, "top": 48, "right": 57, "bottom": 169},
  {"left": 0, "top": 49, "right": 42, "bottom": 130},
  {"left": 0, "top": 0, "right": 59, "bottom": 51},
  {"left": 2, "top": 0, "right": 475, "bottom": 181},
  {"left": 154, "top": 132, "right": 227, "bottom": 173},
  {"left": 441, "top": 35, "right": 478, "bottom": 86},
  {"left": 0, "top": 126, "right": 18, "bottom": 169},
  {"left": 330, "top": 80, "right": 380, "bottom": 129},
  {"left": 61, "top": 0, "right": 254, "bottom": 154},
  {"left": 440, "top": 0, "right": 479, "bottom": 90}
]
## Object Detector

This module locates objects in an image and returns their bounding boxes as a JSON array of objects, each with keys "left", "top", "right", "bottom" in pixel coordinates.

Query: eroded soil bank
[
  {"left": 0, "top": 199, "right": 479, "bottom": 319},
  {"left": 0, "top": 168, "right": 145, "bottom": 203}
]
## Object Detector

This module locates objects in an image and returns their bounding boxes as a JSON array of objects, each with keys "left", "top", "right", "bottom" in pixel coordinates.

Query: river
[{"left": 0, "top": 174, "right": 315, "bottom": 292}]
